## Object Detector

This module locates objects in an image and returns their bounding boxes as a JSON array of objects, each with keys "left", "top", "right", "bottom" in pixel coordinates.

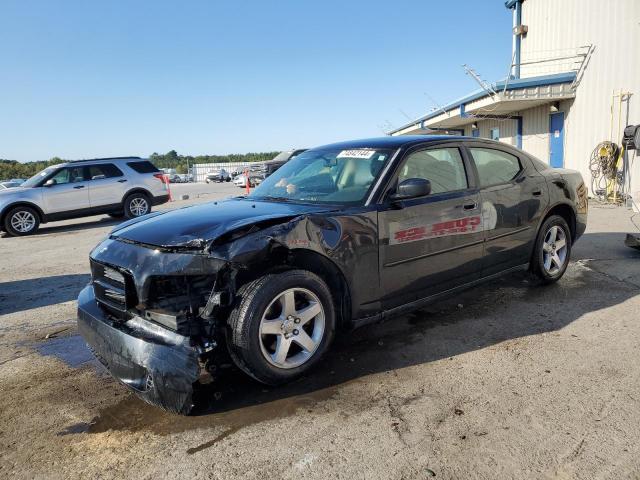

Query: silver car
[{"left": 0, "top": 157, "right": 169, "bottom": 236}]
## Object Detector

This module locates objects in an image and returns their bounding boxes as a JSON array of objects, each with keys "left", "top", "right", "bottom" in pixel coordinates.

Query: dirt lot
[{"left": 1, "top": 188, "right": 640, "bottom": 480}]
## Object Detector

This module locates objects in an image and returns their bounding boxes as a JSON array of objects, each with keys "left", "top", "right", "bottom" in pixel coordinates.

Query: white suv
[{"left": 0, "top": 157, "right": 169, "bottom": 236}]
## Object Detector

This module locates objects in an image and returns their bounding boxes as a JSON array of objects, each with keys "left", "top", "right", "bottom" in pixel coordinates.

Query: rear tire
[
  {"left": 530, "top": 215, "right": 572, "bottom": 284},
  {"left": 226, "top": 270, "right": 336, "bottom": 385},
  {"left": 124, "top": 193, "right": 151, "bottom": 219},
  {"left": 3, "top": 206, "right": 40, "bottom": 236}
]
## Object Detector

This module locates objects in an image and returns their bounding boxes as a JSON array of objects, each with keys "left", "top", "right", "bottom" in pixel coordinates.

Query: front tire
[
  {"left": 531, "top": 215, "right": 572, "bottom": 284},
  {"left": 124, "top": 193, "right": 151, "bottom": 219},
  {"left": 227, "top": 270, "right": 336, "bottom": 385},
  {"left": 4, "top": 206, "right": 40, "bottom": 236}
]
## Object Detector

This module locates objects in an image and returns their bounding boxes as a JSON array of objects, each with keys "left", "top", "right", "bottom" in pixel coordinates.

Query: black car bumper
[{"left": 77, "top": 285, "right": 201, "bottom": 414}]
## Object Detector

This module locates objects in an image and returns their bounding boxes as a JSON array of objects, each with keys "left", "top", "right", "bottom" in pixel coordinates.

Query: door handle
[
  {"left": 118, "top": 179, "right": 127, "bottom": 183},
  {"left": 73, "top": 185, "right": 85, "bottom": 189},
  {"left": 463, "top": 202, "right": 478, "bottom": 210},
  {"left": 532, "top": 189, "right": 542, "bottom": 196}
]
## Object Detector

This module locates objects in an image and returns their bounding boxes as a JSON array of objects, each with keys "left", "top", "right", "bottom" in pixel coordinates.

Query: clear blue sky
[{"left": 0, "top": 0, "right": 513, "bottom": 162}]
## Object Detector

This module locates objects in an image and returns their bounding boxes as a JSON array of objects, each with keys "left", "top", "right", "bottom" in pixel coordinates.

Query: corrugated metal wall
[
  {"left": 463, "top": 119, "right": 517, "bottom": 146},
  {"left": 519, "top": 0, "right": 640, "bottom": 200}
]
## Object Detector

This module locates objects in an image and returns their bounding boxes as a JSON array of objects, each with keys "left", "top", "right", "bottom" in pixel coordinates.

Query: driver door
[
  {"left": 378, "top": 144, "right": 484, "bottom": 310},
  {"left": 42, "top": 166, "right": 91, "bottom": 214}
]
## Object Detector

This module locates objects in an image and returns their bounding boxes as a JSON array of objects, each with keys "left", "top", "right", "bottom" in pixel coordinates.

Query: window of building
[
  {"left": 490, "top": 128, "right": 500, "bottom": 141},
  {"left": 88, "top": 164, "right": 124, "bottom": 179},
  {"left": 469, "top": 148, "right": 522, "bottom": 187},
  {"left": 397, "top": 148, "right": 468, "bottom": 194}
]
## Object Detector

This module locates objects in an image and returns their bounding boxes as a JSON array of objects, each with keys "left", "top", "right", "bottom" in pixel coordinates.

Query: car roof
[
  {"left": 308, "top": 135, "right": 520, "bottom": 153},
  {"left": 61, "top": 156, "right": 144, "bottom": 166},
  {"left": 310, "top": 135, "right": 468, "bottom": 151}
]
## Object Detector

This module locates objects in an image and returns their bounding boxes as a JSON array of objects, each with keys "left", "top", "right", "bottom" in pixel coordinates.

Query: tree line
[{"left": 0, "top": 150, "right": 281, "bottom": 180}]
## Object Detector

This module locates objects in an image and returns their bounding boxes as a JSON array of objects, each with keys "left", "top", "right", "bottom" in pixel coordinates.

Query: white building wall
[
  {"left": 463, "top": 119, "right": 517, "bottom": 146},
  {"left": 519, "top": 0, "right": 640, "bottom": 202}
]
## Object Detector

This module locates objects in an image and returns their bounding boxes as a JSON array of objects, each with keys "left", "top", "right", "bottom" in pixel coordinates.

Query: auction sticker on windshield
[{"left": 337, "top": 149, "right": 376, "bottom": 159}]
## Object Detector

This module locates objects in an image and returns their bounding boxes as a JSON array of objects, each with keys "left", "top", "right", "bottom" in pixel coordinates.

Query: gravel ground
[{"left": 1, "top": 191, "right": 639, "bottom": 480}]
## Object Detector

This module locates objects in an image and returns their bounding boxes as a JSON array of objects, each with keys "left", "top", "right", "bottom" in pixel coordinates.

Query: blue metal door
[
  {"left": 549, "top": 112, "right": 564, "bottom": 168},
  {"left": 471, "top": 129, "right": 480, "bottom": 138}
]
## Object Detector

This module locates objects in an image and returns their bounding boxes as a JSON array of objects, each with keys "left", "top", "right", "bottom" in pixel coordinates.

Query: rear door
[
  {"left": 41, "top": 166, "right": 90, "bottom": 214},
  {"left": 465, "top": 145, "right": 548, "bottom": 276},
  {"left": 378, "top": 144, "right": 484, "bottom": 309},
  {"left": 86, "top": 163, "right": 127, "bottom": 208}
]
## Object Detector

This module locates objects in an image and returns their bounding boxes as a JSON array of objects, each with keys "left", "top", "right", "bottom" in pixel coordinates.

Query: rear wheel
[
  {"left": 4, "top": 206, "right": 40, "bottom": 236},
  {"left": 124, "top": 193, "right": 151, "bottom": 219},
  {"left": 227, "top": 270, "right": 336, "bottom": 385},
  {"left": 531, "top": 215, "right": 572, "bottom": 284}
]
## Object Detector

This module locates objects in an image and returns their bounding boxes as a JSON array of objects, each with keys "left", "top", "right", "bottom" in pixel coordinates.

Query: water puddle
[
  {"left": 63, "top": 380, "right": 340, "bottom": 454},
  {"left": 34, "top": 334, "right": 95, "bottom": 368}
]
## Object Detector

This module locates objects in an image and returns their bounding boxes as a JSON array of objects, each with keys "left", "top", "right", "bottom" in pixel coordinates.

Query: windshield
[
  {"left": 249, "top": 147, "right": 394, "bottom": 205},
  {"left": 21, "top": 166, "right": 59, "bottom": 188}
]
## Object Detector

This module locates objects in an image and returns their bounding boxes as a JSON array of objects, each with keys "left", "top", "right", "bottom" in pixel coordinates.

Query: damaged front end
[
  {"left": 77, "top": 236, "right": 240, "bottom": 414},
  {"left": 76, "top": 203, "right": 321, "bottom": 414}
]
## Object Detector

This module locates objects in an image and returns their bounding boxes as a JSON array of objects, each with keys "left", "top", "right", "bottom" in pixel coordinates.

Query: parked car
[
  {"left": 253, "top": 149, "right": 307, "bottom": 184},
  {"left": 77, "top": 136, "right": 588, "bottom": 413},
  {"left": 167, "top": 173, "right": 182, "bottom": 183},
  {"left": 0, "top": 157, "right": 169, "bottom": 236},
  {"left": 206, "top": 168, "right": 231, "bottom": 183},
  {"left": 233, "top": 172, "right": 258, "bottom": 188}
]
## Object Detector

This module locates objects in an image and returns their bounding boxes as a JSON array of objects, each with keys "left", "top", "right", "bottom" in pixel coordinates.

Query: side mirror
[
  {"left": 91, "top": 174, "right": 106, "bottom": 180},
  {"left": 390, "top": 178, "right": 431, "bottom": 202},
  {"left": 43, "top": 179, "right": 57, "bottom": 187}
]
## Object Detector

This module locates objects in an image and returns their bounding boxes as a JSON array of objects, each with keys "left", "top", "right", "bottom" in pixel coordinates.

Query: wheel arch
[
  {"left": 231, "top": 246, "right": 353, "bottom": 330},
  {"left": 122, "top": 188, "right": 153, "bottom": 205},
  {"left": 540, "top": 202, "right": 577, "bottom": 241},
  {"left": 1, "top": 202, "right": 46, "bottom": 226}
]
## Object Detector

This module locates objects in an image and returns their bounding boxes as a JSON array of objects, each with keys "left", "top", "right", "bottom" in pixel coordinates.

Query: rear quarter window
[
  {"left": 88, "top": 163, "right": 123, "bottom": 179},
  {"left": 127, "top": 161, "right": 159, "bottom": 174},
  {"left": 469, "top": 148, "right": 522, "bottom": 187}
]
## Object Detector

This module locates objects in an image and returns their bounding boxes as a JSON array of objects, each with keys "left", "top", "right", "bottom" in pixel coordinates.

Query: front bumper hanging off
[{"left": 77, "top": 286, "right": 201, "bottom": 414}]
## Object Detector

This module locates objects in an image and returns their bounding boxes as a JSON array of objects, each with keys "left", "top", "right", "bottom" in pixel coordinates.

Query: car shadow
[
  {"left": 61, "top": 232, "right": 640, "bottom": 446},
  {"left": 0, "top": 274, "right": 91, "bottom": 315},
  {"left": 0, "top": 216, "right": 121, "bottom": 238},
  {"left": 35, "top": 217, "right": 121, "bottom": 235}
]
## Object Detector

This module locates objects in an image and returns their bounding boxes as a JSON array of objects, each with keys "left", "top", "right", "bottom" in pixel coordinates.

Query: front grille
[{"left": 90, "top": 259, "right": 137, "bottom": 320}]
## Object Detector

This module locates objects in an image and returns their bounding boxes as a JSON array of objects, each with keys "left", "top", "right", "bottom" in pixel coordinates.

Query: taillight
[{"left": 153, "top": 173, "right": 165, "bottom": 182}]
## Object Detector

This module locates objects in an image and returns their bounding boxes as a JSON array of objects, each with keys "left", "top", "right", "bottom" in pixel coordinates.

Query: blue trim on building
[
  {"left": 460, "top": 103, "right": 470, "bottom": 118},
  {"left": 513, "top": 1, "right": 522, "bottom": 79},
  {"left": 396, "top": 72, "right": 576, "bottom": 131},
  {"left": 516, "top": 116, "right": 523, "bottom": 149}
]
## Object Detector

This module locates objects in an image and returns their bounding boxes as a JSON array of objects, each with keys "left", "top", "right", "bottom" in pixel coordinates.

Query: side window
[
  {"left": 469, "top": 148, "right": 522, "bottom": 187},
  {"left": 397, "top": 148, "right": 468, "bottom": 194},
  {"left": 127, "top": 161, "right": 159, "bottom": 174},
  {"left": 49, "top": 166, "right": 85, "bottom": 185},
  {"left": 88, "top": 163, "right": 124, "bottom": 180}
]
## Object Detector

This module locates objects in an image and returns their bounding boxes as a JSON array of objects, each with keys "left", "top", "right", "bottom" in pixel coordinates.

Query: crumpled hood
[{"left": 111, "top": 198, "right": 331, "bottom": 248}]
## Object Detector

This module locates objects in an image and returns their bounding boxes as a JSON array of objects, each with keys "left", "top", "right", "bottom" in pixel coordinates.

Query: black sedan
[{"left": 78, "top": 136, "right": 588, "bottom": 413}]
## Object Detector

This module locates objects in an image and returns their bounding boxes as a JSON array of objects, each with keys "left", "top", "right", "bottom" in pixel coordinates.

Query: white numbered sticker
[{"left": 337, "top": 149, "right": 376, "bottom": 159}]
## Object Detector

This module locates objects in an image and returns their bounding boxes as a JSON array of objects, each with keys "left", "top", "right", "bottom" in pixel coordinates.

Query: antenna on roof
[
  {"left": 423, "top": 92, "right": 449, "bottom": 116},
  {"left": 462, "top": 64, "right": 498, "bottom": 100},
  {"left": 398, "top": 109, "right": 413, "bottom": 121}
]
